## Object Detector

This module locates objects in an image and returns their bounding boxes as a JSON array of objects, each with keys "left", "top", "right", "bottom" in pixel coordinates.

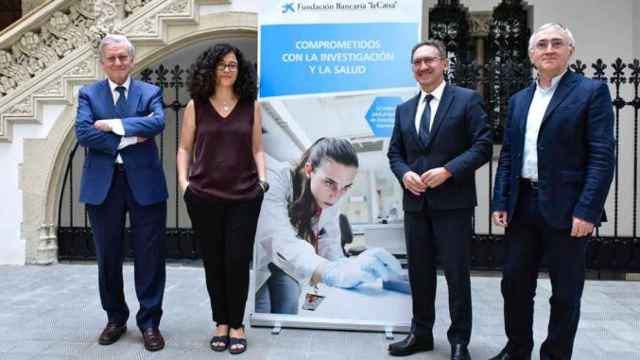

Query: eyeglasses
[
  {"left": 412, "top": 56, "right": 443, "bottom": 67},
  {"left": 103, "top": 55, "right": 131, "bottom": 65},
  {"left": 534, "top": 39, "right": 569, "bottom": 51},
  {"left": 216, "top": 62, "right": 239, "bottom": 72}
]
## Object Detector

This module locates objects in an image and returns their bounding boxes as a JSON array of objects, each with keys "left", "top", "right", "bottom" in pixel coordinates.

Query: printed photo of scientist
[{"left": 254, "top": 137, "right": 404, "bottom": 314}]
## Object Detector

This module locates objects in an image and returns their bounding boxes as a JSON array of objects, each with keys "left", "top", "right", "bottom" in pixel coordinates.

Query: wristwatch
[{"left": 258, "top": 180, "right": 270, "bottom": 193}]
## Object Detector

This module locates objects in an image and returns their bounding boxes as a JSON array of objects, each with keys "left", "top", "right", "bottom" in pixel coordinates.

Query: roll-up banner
[
  {"left": 258, "top": 0, "right": 421, "bottom": 99},
  {"left": 252, "top": 0, "right": 422, "bottom": 333}
]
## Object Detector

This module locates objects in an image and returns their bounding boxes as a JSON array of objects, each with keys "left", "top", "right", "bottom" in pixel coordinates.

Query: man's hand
[
  {"left": 94, "top": 120, "right": 113, "bottom": 132},
  {"left": 421, "top": 167, "right": 452, "bottom": 188},
  {"left": 402, "top": 171, "right": 427, "bottom": 196},
  {"left": 493, "top": 211, "right": 508, "bottom": 227},
  {"left": 137, "top": 137, "right": 147, "bottom": 143},
  {"left": 571, "top": 217, "right": 594, "bottom": 237}
]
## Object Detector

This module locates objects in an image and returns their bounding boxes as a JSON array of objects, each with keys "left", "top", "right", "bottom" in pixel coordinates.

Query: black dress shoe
[
  {"left": 142, "top": 327, "right": 165, "bottom": 351},
  {"left": 451, "top": 344, "right": 471, "bottom": 360},
  {"left": 388, "top": 333, "right": 434, "bottom": 356},
  {"left": 488, "top": 347, "right": 531, "bottom": 360},
  {"left": 98, "top": 322, "right": 127, "bottom": 345}
]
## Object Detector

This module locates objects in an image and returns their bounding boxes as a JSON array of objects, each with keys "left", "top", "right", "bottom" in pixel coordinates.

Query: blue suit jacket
[
  {"left": 75, "top": 79, "right": 168, "bottom": 206},
  {"left": 492, "top": 70, "right": 615, "bottom": 228},
  {"left": 387, "top": 84, "right": 492, "bottom": 212}
]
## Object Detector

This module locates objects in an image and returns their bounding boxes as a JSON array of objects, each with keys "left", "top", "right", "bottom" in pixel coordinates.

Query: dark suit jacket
[
  {"left": 75, "top": 79, "right": 168, "bottom": 206},
  {"left": 388, "top": 84, "right": 492, "bottom": 212},
  {"left": 492, "top": 70, "right": 615, "bottom": 229}
]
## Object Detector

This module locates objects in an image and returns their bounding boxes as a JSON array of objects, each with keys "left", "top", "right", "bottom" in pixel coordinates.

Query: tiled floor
[{"left": 0, "top": 264, "right": 638, "bottom": 359}]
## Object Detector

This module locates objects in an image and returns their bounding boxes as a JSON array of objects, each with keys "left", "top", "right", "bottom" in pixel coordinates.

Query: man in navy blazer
[
  {"left": 387, "top": 40, "right": 492, "bottom": 360},
  {"left": 75, "top": 34, "right": 168, "bottom": 351},
  {"left": 491, "top": 23, "right": 614, "bottom": 360}
]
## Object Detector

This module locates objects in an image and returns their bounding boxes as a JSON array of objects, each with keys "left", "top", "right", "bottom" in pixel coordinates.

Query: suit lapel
[
  {"left": 99, "top": 80, "right": 117, "bottom": 118},
  {"left": 540, "top": 70, "right": 578, "bottom": 125},
  {"left": 423, "top": 83, "right": 454, "bottom": 150},
  {"left": 518, "top": 83, "right": 536, "bottom": 134},
  {"left": 124, "top": 79, "right": 142, "bottom": 118}
]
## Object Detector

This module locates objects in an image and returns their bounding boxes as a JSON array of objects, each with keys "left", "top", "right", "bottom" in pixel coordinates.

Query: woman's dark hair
[
  {"left": 288, "top": 137, "right": 359, "bottom": 245},
  {"left": 187, "top": 43, "right": 257, "bottom": 101}
]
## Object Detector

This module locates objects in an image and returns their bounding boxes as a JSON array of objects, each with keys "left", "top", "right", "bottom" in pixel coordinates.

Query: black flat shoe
[
  {"left": 210, "top": 335, "right": 229, "bottom": 352},
  {"left": 228, "top": 337, "right": 247, "bottom": 355}
]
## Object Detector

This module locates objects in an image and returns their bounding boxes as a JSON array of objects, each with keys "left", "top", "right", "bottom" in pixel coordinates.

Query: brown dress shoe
[
  {"left": 142, "top": 327, "right": 165, "bottom": 351},
  {"left": 98, "top": 322, "right": 127, "bottom": 345}
]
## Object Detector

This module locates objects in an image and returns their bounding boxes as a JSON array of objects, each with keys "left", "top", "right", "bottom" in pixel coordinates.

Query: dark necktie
[
  {"left": 115, "top": 86, "right": 127, "bottom": 116},
  {"left": 418, "top": 94, "right": 434, "bottom": 145}
]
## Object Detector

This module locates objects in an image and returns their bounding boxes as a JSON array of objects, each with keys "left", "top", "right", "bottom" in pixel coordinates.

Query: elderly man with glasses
[
  {"left": 490, "top": 23, "right": 615, "bottom": 360},
  {"left": 75, "top": 34, "right": 168, "bottom": 352}
]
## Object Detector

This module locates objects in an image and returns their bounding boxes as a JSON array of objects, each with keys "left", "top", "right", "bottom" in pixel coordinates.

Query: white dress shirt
[
  {"left": 414, "top": 80, "right": 446, "bottom": 135},
  {"left": 521, "top": 70, "right": 567, "bottom": 181},
  {"left": 401, "top": 80, "right": 447, "bottom": 183},
  {"left": 105, "top": 77, "right": 137, "bottom": 163}
]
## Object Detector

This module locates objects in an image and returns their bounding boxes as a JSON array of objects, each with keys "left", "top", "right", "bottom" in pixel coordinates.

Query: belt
[
  {"left": 520, "top": 178, "right": 538, "bottom": 190},
  {"left": 114, "top": 163, "right": 125, "bottom": 172}
]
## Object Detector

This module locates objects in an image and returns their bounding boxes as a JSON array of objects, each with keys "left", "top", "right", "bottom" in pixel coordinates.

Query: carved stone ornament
[
  {"left": 0, "top": 0, "right": 97, "bottom": 98},
  {"left": 8, "top": 97, "right": 33, "bottom": 114},
  {"left": 92, "top": 0, "right": 125, "bottom": 47},
  {"left": 469, "top": 13, "right": 491, "bottom": 38},
  {"left": 35, "top": 77, "right": 63, "bottom": 96},
  {"left": 129, "top": 0, "right": 190, "bottom": 36},
  {"left": 125, "top": 0, "right": 151, "bottom": 15}
]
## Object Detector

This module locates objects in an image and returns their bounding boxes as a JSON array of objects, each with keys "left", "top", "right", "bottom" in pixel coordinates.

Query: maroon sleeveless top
[{"left": 188, "top": 98, "right": 259, "bottom": 201}]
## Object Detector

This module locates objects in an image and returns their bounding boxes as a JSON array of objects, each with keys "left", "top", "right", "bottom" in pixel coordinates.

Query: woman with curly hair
[{"left": 177, "top": 43, "right": 267, "bottom": 354}]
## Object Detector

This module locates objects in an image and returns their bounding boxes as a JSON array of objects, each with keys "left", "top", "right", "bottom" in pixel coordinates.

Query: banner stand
[{"left": 250, "top": 312, "right": 410, "bottom": 335}]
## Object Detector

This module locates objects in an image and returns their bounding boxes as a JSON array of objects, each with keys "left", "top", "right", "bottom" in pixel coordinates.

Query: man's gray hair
[
  {"left": 410, "top": 39, "right": 447, "bottom": 62},
  {"left": 99, "top": 34, "right": 135, "bottom": 60},
  {"left": 528, "top": 23, "right": 575, "bottom": 50}
]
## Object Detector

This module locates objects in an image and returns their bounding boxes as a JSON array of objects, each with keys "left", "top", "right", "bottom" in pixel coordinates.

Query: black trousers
[
  {"left": 86, "top": 168, "right": 167, "bottom": 331},
  {"left": 502, "top": 182, "right": 586, "bottom": 360},
  {"left": 404, "top": 207, "right": 473, "bottom": 345},
  {"left": 184, "top": 188, "right": 263, "bottom": 329}
]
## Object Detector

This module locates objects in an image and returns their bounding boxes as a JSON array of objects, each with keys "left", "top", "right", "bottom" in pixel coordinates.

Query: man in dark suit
[
  {"left": 387, "top": 40, "right": 492, "bottom": 360},
  {"left": 75, "top": 34, "right": 168, "bottom": 351},
  {"left": 491, "top": 23, "right": 614, "bottom": 360}
]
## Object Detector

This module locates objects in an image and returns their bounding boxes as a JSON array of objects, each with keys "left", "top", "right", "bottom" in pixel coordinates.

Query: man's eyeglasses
[
  {"left": 412, "top": 56, "right": 443, "bottom": 67},
  {"left": 534, "top": 39, "right": 569, "bottom": 51},
  {"left": 216, "top": 62, "right": 239, "bottom": 72},
  {"left": 103, "top": 55, "right": 131, "bottom": 65}
]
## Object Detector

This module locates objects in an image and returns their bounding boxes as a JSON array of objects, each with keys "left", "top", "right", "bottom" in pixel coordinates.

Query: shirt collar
[
  {"left": 420, "top": 80, "right": 446, "bottom": 102},
  {"left": 108, "top": 77, "right": 131, "bottom": 93},
  {"left": 536, "top": 69, "right": 566, "bottom": 92}
]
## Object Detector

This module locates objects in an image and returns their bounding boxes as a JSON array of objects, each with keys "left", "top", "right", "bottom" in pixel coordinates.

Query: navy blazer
[
  {"left": 75, "top": 79, "right": 168, "bottom": 206},
  {"left": 388, "top": 84, "right": 492, "bottom": 212},
  {"left": 492, "top": 70, "right": 615, "bottom": 229}
]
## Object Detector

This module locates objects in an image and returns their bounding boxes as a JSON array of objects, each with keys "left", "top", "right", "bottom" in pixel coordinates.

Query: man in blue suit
[
  {"left": 75, "top": 34, "right": 168, "bottom": 351},
  {"left": 491, "top": 23, "right": 615, "bottom": 360},
  {"left": 387, "top": 40, "right": 492, "bottom": 360}
]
